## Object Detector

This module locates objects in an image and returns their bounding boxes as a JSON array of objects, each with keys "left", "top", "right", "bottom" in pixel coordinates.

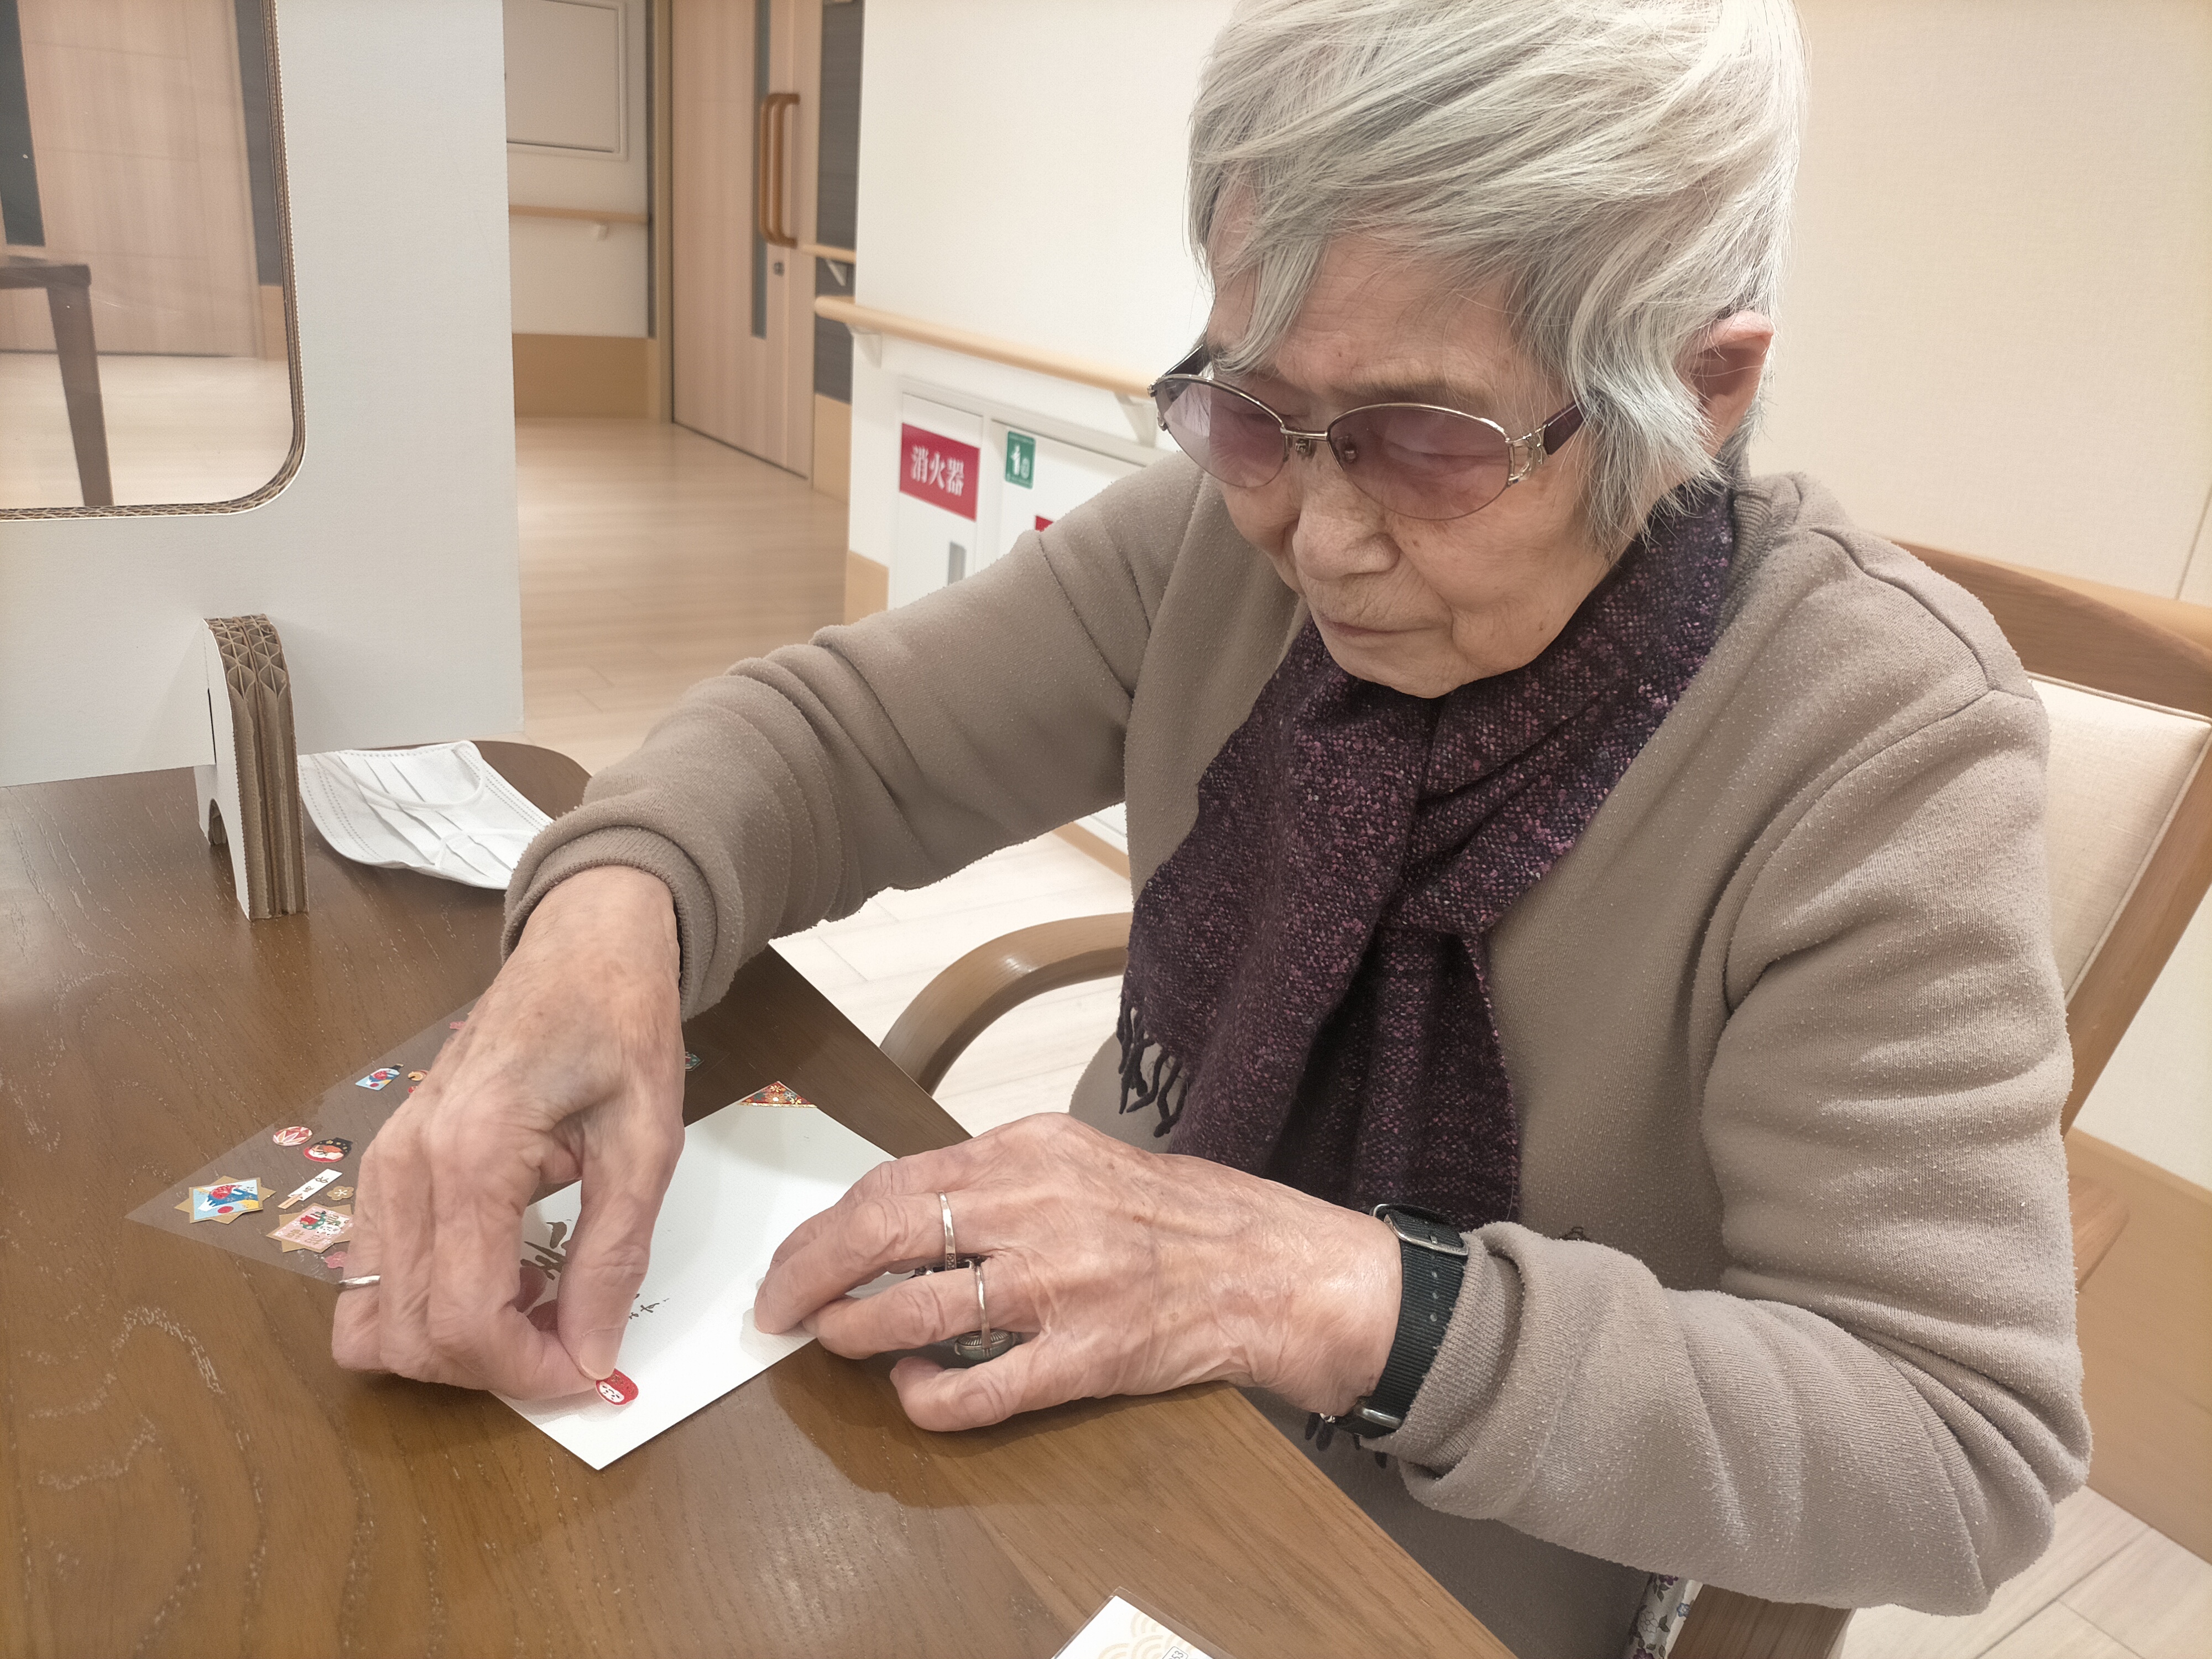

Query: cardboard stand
[{"left": 195, "top": 614, "right": 309, "bottom": 919}]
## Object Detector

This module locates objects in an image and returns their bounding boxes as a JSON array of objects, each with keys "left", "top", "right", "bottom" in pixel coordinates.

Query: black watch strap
[{"left": 1348, "top": 1203, "right": 1468, "bottom": 1434}]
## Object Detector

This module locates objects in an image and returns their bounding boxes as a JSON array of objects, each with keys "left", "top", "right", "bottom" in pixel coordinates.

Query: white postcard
[
  {"left": 1054, "top": 1595, "right": 1217, "bottom": 1659},
  {"left": 497, "top": 1095, "right": 891, "bottom": 1469}
]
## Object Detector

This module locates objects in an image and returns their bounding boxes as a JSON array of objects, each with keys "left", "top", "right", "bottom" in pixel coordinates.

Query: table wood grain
[{"left": 0, "top": 754, "right": 1508, "bottom": 1658}]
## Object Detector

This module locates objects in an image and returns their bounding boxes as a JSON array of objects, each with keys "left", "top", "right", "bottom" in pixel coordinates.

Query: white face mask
[{"left": 296, "top": 742, "right": 553, "bottom": 890}]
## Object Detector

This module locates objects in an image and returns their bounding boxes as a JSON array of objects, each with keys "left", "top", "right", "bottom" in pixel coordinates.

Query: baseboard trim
[
  {"left": 843, "top": 551, "right": 888, "bottom": 624},
  {"left": 513, "top": 333, "right": 651, "bottom": 418},
  {"left": 2068, "top": 1131, "right": 2212, "bottom": 1559}
]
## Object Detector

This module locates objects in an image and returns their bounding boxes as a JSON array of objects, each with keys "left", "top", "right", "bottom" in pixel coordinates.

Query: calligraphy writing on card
[{"left": 524, "top": 1219, "right": 571, "bottom": 1280}]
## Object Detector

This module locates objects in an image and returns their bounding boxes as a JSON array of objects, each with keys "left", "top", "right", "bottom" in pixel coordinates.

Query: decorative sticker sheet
[{"left": 127, "top": 1001, "right": 478, "bottom": 1281}]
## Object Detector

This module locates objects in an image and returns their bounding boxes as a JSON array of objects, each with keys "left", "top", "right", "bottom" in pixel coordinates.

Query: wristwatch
[{"left": 1333, "top": 1203, "right": 1470, "bottom": 1436}]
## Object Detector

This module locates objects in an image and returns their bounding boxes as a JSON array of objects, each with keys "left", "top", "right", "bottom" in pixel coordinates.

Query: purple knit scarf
[{"left": 1116, "top": 486, "right": 1734, "bottom": 1230}]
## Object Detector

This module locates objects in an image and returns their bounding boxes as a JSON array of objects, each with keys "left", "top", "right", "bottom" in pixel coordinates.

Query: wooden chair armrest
[
  {"left": 1673, "top": 1588, "right": 1851, "bottom": 1659},
  {"left": 880, "top": 912, "right": 1132, "bottom": 1093},
  {"left": 2070, "top": 1171, "right": 2130, "bottom": 1288}
]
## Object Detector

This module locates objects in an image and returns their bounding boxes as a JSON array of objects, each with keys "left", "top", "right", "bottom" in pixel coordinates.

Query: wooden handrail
[
  {"left": 800, "top": 241, "right": 857, "bottom": 264},
  {"left": 813, "top": 295, "right": 1155, "bottom": 399},
  {"left": 509, "top": 204, "right": 649, "bottom": 226}
]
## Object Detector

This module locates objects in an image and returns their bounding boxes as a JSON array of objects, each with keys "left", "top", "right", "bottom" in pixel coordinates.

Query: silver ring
[
  {"left": 337, "top": 1275, "right": 382, "bottom": 1290},
  {"left": 952, "top": 1258, "right": 1016, "bottom": 1361},
  {"left": 938, "top": 1191, "right": 957, "bottom": 1272}
]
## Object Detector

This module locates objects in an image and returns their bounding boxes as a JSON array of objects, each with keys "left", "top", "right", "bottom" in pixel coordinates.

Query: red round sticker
[
  {"left": 594, "top": 1370, "right": 637, "bottom": 1406},
  {"left": 272, "top": 1126, "right": 312, "bottom": 1147}
]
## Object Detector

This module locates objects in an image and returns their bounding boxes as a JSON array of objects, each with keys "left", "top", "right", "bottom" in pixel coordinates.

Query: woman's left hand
[{"left": 753, "top": 1113, "right": 1402, "bottom": 1432}]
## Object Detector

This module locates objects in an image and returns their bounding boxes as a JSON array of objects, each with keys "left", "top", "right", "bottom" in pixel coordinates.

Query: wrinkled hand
[
  {"left": 754, "top": 1113, "right": 1401, "bottom": 1432},
  {"left": 331, "top": 865, "right": 685, "bottom": 1397}
]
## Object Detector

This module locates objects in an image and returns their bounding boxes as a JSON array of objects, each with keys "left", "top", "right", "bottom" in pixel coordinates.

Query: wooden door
[{"left": 671, "top": 0, "right": 819, "bottom": 474}]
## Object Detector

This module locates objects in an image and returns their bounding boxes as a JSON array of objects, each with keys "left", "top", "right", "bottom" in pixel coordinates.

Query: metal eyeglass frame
[{"left": 1147, "top": 345, "right": 1585, "bottom": 521}]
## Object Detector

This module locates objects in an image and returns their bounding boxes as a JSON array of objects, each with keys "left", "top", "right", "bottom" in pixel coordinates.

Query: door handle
[{"left": 757, "top": 92, "right": 800, "bottom": 249}]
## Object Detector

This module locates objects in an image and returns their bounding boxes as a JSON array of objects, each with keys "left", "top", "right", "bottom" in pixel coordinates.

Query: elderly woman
[{"left": 334, "top": 1, "right": 2089, "bottom": 1651}]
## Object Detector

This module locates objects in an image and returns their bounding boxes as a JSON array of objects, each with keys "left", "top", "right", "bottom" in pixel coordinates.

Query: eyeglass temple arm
[
  {"left": 1510, "top": 404, "right": 1586, "bottom": 481},
  {"left": 1154, "top": 343, "right": 1208, "bottom": 387},
  {"left": 1148, "top": 343, "right": 1213, "bottom": 429}
]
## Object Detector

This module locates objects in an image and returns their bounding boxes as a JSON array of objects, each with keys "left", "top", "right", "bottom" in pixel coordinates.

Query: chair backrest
[{"left": 1903, "top": 545, "right": 2212, "bottom": 1131}]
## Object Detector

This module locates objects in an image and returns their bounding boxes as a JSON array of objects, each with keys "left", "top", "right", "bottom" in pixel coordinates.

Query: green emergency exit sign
[{"left": 1005, "top": 431, "right": 1036, "bottom": 487}]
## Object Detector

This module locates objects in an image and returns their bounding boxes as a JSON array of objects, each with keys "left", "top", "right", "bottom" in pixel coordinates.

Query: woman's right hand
[{"left": 330, "top": 864, "right": 688, "bottom": 1397}]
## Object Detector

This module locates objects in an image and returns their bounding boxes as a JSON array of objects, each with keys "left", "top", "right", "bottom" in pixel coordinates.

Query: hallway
[{"left": 512, "top": 417, "right": 847, "bottom": 774}]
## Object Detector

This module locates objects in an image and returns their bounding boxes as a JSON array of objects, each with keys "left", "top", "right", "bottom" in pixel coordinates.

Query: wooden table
[
  {"left": 0, "top": 749, "right": 1506, "bottom": 1657},
  {"left": 1, "top": 255, "right": 113, "bottom": 507}
]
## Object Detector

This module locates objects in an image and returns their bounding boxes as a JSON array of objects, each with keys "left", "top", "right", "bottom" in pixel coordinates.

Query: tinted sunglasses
[{"left": 1149, "top": 346, "right": 1584, "bottom": 521}]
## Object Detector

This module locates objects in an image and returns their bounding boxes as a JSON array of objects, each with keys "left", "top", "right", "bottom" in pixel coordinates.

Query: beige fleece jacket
[{"left": 508, "top": 460, "right": 2089, "bottom": 1653}]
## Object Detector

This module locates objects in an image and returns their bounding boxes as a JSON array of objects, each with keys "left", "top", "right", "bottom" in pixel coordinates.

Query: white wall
[
  {"left": 505, "top": 0, "right": 650, "bottom": 337},
  {"left": 1751, "top": 0, "right": 2212, "bottom": 602},
  {"left": 0, "top": 0, "right": 523, "bottom": 787},
  {"left": 845, "top": 0, "right": 1232, "bottom": 570}
]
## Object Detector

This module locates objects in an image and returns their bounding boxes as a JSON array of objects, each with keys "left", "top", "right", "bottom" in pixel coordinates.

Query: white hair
[{"left": 1189, "top": 0, "right": 1806, "bottom": 550}]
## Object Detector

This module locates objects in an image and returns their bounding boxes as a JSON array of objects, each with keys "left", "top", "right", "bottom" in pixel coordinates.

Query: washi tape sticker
[
  {"left": 179, "top": 1177, "right": 263, "bottom": 1224},
  {"left": 594, "top": 1370, "right": 638, "bottom": 1406},
  {"left": 269, "top": 1204, "right": 353, "bottom": 1254},
  {"left": 272, "top": 1125, "right": 313, "bottom": 1147},
  {"left": 738, "top": 1081, "right": 808, "bottom": 1107},
  {"left": 684, "top": 1051, "right": 702, "bottom": 1071},
  {"left": 322, "top": 1248, "right": 351, "bottom": 1275},
  {"left": 356, "top": 1068, "right": 400, "bottom": 1091},
  {"left": 278, "top": 1168, "right": 341, "bottom": 1210},
  {"left": 304, "top": 1138, "right": 352, "bottom": 1163}
]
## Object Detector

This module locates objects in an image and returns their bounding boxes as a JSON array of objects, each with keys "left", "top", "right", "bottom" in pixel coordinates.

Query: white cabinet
[
  {"left": 889, "top": 397, "right": 987, "bottom": 609},
  {"left": 987, "top": 424, "right": 1141, "bottom": 568},
  {"left": 888, "top": 392, "right": 1147, "bottom": 607}
]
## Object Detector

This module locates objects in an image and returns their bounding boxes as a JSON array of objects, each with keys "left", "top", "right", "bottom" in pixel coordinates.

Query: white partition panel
[{"left": 0, "top": 0, "right": 524, "bottom": 788}]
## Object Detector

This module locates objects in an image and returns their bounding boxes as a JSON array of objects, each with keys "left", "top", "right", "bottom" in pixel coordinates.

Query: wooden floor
[
  {"left": 1841, "top": 1485, "right": 2212, "bottom": 1659},
  {"left": 0, "top": 351, "right": 292, "bottom": 508},
  {"left": 509, "top": 416, "right": 2212, "bottom": 1657},
  {"left": 509, "top": 417, "right": 850, "bottom": 774}
]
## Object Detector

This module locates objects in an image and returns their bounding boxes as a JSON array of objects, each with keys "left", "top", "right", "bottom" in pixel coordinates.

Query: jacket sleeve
[
  {"left": 1380, "top": 684, "right": 2091, "bottom": 1612},
  {"left": 502, "top": 460, "right": 1203, "bottom": 1015}
]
